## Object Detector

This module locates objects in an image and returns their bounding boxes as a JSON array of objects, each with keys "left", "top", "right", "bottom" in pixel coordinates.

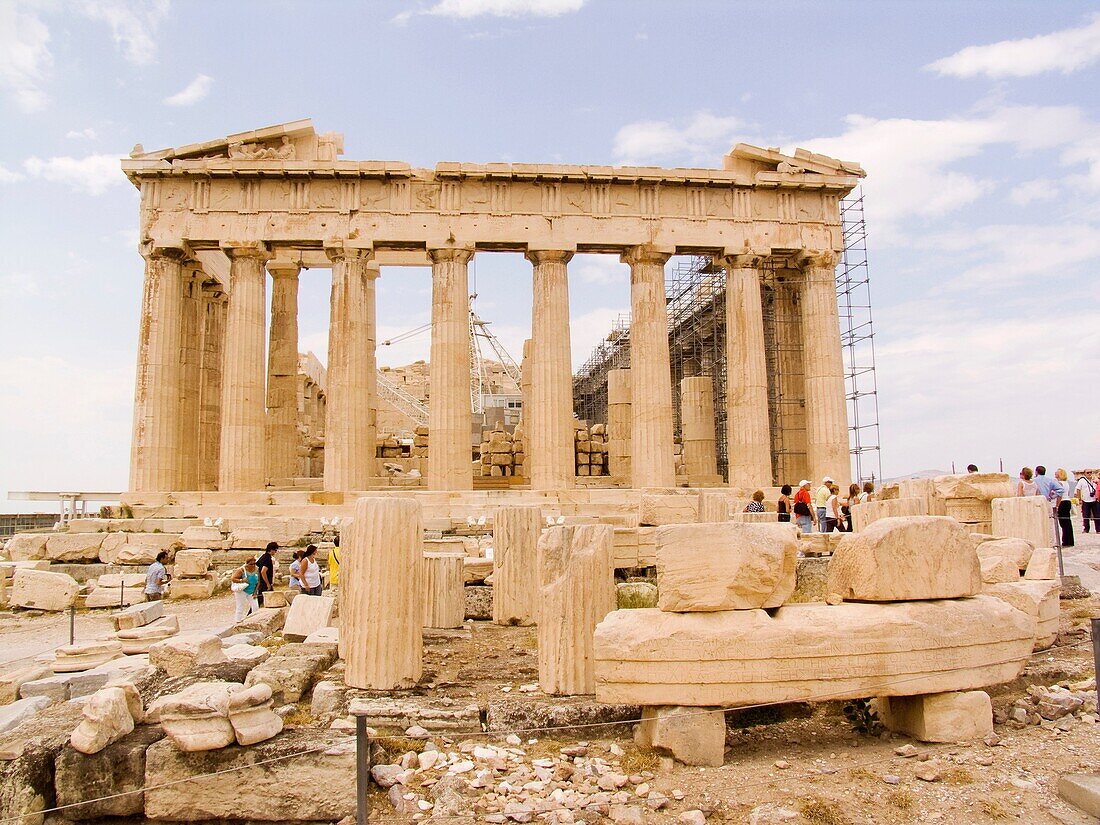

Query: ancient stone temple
[{"left": 122, "top": 119, "right": 862, "bottom": 494}]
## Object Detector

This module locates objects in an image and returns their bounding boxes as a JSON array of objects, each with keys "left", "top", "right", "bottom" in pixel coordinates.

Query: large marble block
[
  {"left": 10, "top": 568, "right": 79, "bottom": 611},
  {"left": 638, "top": 493, "right": 698, "bottom": 526},
  {"left": 174, "top": 548, "right": 213, "bottom": 577},
  {"left": 45, "top": 533, "right": 105, "bottom": 562},
  {"left": 282, "top": 594, "right": 334, "bottom": 641},
  {"left": 991, "top": 497, "right": 1051, "bottom": 550},
  {"left": 5, "top": 534, "right": 49, "bottom": 561},
  {"left": 876, "top": 690, "right": 993, "bottom": 742},
  {"left": 827, "top": 516, "right": 980, "bottom": 601},
  {"left": 99, "top": 533, "right": 182, "bottom": 565},
  {"left": 984, "top": 579, "right": 1060, "bottom": 650},
  {"left": 975, "top": 536, "right": 1034, "bottom": 571},
  {"left": 593, "top": 596, "right": 1034, "bottom": 706},
  {"left": 656, "top": 522, "right": 798, "bottom": 612},
  {"left": 849, "top": 497, "right": 927, "bottom": 532}
]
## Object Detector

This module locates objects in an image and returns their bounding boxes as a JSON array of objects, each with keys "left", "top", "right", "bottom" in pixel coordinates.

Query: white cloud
[
  {"left": 613, "top": 111, "right": 744, "bottom": 165},
  {"left": 0, "top": 2, "right": 52, "bottom": 111},
  {"left": 77, "top": 0, "right": 170, "bottom": 65},
  {"left": 22, "top": 153, "right": 123, "bottom": 195},
  {"left": 163, "top": 73, "right": 212, "bottom": 106},
  {"left": 927, "top": 13, "right": 1100, "bottom": 79},
  {"left": 1009, "top": 178, "right": 1058, "bottom": 206},
  {"left": 573, "top": 255, "right": 627, "bottom": 286},
  {"left": 426, "top": 0, "right": 584, "bottom": 18},
  {"left": 569, "top": 306, "right": 629, "bottom": 371},
  {"left": 66, "top": 127, "right": 98, "bottom": 140},
  {"left": 0, "top": 162, "right": 24, "bottom": 184}
]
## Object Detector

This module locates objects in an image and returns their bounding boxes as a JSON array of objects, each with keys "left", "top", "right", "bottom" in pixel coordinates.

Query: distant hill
[{"left": 882, "top": 469, "right": 949, "bottom": 484}]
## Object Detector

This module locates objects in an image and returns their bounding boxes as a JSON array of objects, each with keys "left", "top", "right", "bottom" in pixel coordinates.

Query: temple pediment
[
  {"left": 128, "top": 119, "right": 344, "bottom": 163},
  {"left": 724, "top": 144, "right": 865, "bottom": 179}
]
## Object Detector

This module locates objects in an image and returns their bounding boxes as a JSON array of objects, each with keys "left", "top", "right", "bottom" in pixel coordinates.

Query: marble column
[
  {"left": 266, "top": 261, "right": 301, "bottom": 483},
  {"left": 799, "top": 251, "right": 850, "bottom": 489},
  {"left": 723, "top": 255, "right": 773, "bottom": 487},
  {"left": 622, "top": 246, "right": 674, "bottom": 488},
  {"left": 198, "top": 289, "right": 226, "bottom": 491},
  {"left": 177, "top": 266, "right": 204, "bottom": 490},
  {"left": 218, "top": 242, "right": 270, "bottom": 492},
  {"left": 606, "top": 368, "right": 632, "bottom": 482},
  {"left": 427, "top": 248, "right": 474, "bottom": 491},
  {"left": 324, "top": 247, "right": 377, "bottom": 491},
  {"left": 129, "top": 246, "right": 186, "bottom": 492},
  {"left": 680, "top": 375, "right": 718, "bottom": 478},
  {"left": 526, "top": 250, "right": 575, "bottom": 491}
]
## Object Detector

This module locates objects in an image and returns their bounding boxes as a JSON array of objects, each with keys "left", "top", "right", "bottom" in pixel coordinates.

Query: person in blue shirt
[
  {"left": 231, "top": 557, "right": 260, "bottom": 622},
  {"left": 1033, "top": 465, "right": 1062, "bottom": 547}
]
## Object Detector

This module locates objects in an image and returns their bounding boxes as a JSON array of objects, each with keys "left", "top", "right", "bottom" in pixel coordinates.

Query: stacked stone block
[
  {"left": 411, "top": 425, "right": 430, "bottom": 458},
  {"left": 170, "top": 548, "right": 216, "bottom": 599},
  {"left": 377, "top": 434, "right": 403, "bottom": 459},
  {"left": 479, "top": 425, "right": 523, "bottom": 478},
  {"left": 606, "top": 368, "right": 632, "bottom": 480},
  {"left": 574, "top": 423, "right": 609, "bottom": 477}
]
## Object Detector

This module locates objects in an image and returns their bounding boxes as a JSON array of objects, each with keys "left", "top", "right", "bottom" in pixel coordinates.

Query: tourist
[
  {"left": 860, "top": 481, "right": 874, "bottom": 503},
  {"left": 231, "top": 557, "right": 260, "bottom": 622},
  {"left": 825, "top": 484, "right": 842, "bottom": 532},
  {"left": 744, "top": 490, "right": 766, "bottom": 513},
  {"left": 1017, "top": 467, "right": 1039, "bottom": 497},
  {"left": 1054, "top": 468, "right": 1075, "bottom": 548},
  {"left": 842, "top": 483, "right": 860, "bottom": 532},
  {"left": 288, "top": 550, "right": 303, "bottom": 590},
  {"left": 144, "top": 551, "right": 170, "bottom": 601},
  {"left": 814, "top": 477, "right": 833, "bottom": 532},
  {"left": 777, "top": 484, "right": 792, "bottom": 523},
  {"left": 793, "top": 480, "right": 815, "bottom": 533},
  {"left": 300, "top": 544, "right": 323, "bottom": 596},
  {"left": 1075, "top": 469, "right": 1099, "bottom": 534},
  {"left": 967, "top": 464, "right": 979, "bottom": 473},
  {"left": 1034, "top": 465, "right": 1063, "bottom": 546},
  {"left": 256, "top": 542, "right": 276, "bottom": 607}
]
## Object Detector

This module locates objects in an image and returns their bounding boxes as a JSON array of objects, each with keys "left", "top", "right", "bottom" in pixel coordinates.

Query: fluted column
[
  {"left": 622, "top": 246, "right": 674, "bottom": 488},
  {"left": 218, "top": 242, "right": 270, "bottom": 492},
  {"left": 198, "top": 289, "right": 226, "bottom": 490},
  {"left": 526, "top": 250, "right": 575, "bottom": 491},
  {"left": 177, "top": 267, "right": 204, "bottom": 490},
  {"left": 266, "top": 261, "right": 301, "bottom": 483},
  {"left": 680, "top": 375, "right": 718, "bottom": 478},
  {"left": 799, "top": 251, "right": 850, "bottom": 489},
  {"left": 722, "top": 255, "right": 773, "bottom": 487},
  {"left": 129, "top": 245, "right": 186, "bottom": 492},
  {"left": 427, "top": 248, "right": 474, "bottom": 491},
  {"left": 324, "top": 246, "right": 378, "bottom": 491}
]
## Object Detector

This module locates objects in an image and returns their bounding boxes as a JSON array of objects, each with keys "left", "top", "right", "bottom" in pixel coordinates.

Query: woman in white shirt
[{"left": 300, "top": 545, "right": 323, "bottom": 596}]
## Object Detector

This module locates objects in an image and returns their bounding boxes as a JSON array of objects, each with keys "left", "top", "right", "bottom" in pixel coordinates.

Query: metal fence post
[
  {"left": 1092, "top": 618, "right": 1099, "bottom": 688},
  {"left": 356, "top": 715, "right": 371, "bottom": 825}
]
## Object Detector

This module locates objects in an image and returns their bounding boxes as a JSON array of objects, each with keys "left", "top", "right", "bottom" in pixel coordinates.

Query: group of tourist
[
  {"left": 230, "top": 541, "right": 327, "bottom": 620},
  {"left": 1015, "top": 464, "right": 1098, "bottom": 548},
  {"left": 748, "top": 476, "right": 875, "bottom": 533}
]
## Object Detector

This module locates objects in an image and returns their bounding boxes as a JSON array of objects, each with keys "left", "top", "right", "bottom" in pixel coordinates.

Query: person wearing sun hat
[
  {"left": 815, "top": 476, "right": 834, "bottom": 532},
  {"left": 793, "top": 480, "right": 815, "bottom": 533}
]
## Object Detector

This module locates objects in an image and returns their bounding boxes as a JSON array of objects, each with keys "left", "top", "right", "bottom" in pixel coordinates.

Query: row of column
[{"left": 129, "top": 242, "right": 848, "bottom": 493}]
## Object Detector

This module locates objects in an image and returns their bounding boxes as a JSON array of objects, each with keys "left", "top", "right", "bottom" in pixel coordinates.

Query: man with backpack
[{"left": 1075, "top": 469, "right": 1099, "bottom": 534}]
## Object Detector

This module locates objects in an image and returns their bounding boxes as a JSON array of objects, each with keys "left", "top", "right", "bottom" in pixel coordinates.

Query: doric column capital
[
  {"left": 718, "top": 252, "right": 768, "bottom": 270},
  {"left": 428, "top": 247, "right": 474, "bottom": 265},
  {"left": 796, "top": 249, "right": 840, "bottom": 272},
  {"left": 525, "top": 249, "right": 574, "bottom": 266},
  {"left": 620, "top": 245, "right": 672, "bottom": 267},
  {"left": 324, "top": 240, "right": 373, "bottom": 264},
  {"left": 220, "top": 241, "right": 272, "bottom": 261},
  {"left": 266, "top": 260, "right": 302, "bottom": 279},
  {"left": 140, "top": 240, "right": 189, "bottom": 261}
]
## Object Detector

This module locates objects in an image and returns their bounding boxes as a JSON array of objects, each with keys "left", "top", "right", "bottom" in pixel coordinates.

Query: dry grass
[
  {"left": 619, "top": 744, "right": 662, "bottom": 774},
  {"left": 846, "top": 767, "right": 877, "bottom": 782},
  {"left": 887, "top": 788, "right": 915, "bottom": 811},
  {"left": 941, "top": 767, "right": 974, "bottom": 785},
  {"left": 281, "top": 703, "right": 313, "bottom": 726},
  {"left": 979, "top": 798, "right": 1010, "bottom": 820},
  {"left": 1070, "top": 606, "right": 1097, "bottom": 619},
  {"left": 799, "top": 796, "right": 850, "bottom": 825},
  {"left": 259, "top": 635, "right": 288, "bottom": 650}
]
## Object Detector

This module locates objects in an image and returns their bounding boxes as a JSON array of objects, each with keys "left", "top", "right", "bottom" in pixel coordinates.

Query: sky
[{"left": 2, "top": 0, "right": 1099, "bottom": 510}]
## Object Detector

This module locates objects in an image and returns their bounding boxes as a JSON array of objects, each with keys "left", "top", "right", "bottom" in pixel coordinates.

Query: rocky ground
[{"left": 1, "top": 538, "right": 1098, "bottom": 824}]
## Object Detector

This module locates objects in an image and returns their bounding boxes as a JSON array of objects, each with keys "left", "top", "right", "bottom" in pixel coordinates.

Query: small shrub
[
  {"left": 799, "top": 797, "right": 850, "bottom": 825},
  {"left": 887, "top": 788, "right": 914, "bottom": 810},
  {"left": 842, "top": 698, "right": 883, "bottom": 736}
]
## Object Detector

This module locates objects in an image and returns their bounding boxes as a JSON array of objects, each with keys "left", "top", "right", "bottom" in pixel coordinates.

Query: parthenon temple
[{"left": 123, "top": 119, "right": 864, "bottom": 497}]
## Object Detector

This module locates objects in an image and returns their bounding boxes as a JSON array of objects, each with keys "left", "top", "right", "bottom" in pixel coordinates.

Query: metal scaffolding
[{"left": 571, "top": 188, "right": 882, "bottom": 483}]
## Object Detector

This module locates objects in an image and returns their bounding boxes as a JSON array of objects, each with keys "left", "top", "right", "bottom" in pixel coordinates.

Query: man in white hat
[
  {"left": 815, "top": 476, "right": 833, "bottom": 533},
  {"left": 793, "top": 479, "right": 815, "bottom": 533}
]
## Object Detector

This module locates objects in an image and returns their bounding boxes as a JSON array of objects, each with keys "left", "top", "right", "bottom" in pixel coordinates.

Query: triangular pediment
[
  {"left": 128, "top": 119, "right": 344, "bottom": 163},
  {"left": 725, "top": 143, "right": 865, "bottom": 179}
]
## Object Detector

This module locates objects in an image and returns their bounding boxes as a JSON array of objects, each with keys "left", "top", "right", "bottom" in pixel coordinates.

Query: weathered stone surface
[
  {"left": 44, "top": 533, "right": 104, "bottom": 562},
  {"left": 656, "top": 522, "right": 798, "bottom": 612},
  {"left": 984, "top": 579, "right": 1060, "bottom": 650},
  {"left": 696, "top": 491, "right": 732, "bottom": 523},
  {"left": 594, "top": 596, "right": 1035, "bottom": 706},
  {"left": 54, "top": 725, "right": 165, "bottom": 819},
  {"left": 309, "top": 680, "right": 346, "bottom": 721},
  {"left": 228, "top": 683, "right": 283, "bottom": 745},
  {"left": 992, "top": 496, "right": 1051, "bottom": 550},
  {"left": 154, "top": 681, "right": 236, "bottom": 752},
  {"left": 69, "top": 686, "right": 135, "bottom": 754},
  {"left": 423, "top": 553, "right": 465, "bottom": 629},
  {"left": 343, "top": 497, "right": 423, "bottom": 690},
  {"left": 635, "top": 705, "right": 726, "bottom": 766},
  {"left": 116, "top": 616, "right": 179, "bottom": 654},
  {"left": 174, "top": 548, "right": 213, "bottom": 577},
  {"left": 349, "top": 696, "right": 482, "bottom": 731},
  {"left": 639, "top": 494, "right": 698, "bottom": 526},
  {"left": 933, "top": 472, "right": 1014, "bottom": 501},
  {"left": 0, "top": 701, "right": 85, "bottom": 825},
  {"left": 85, "top": 584, "right": 146, "bottom": 609},
  {"left": 180, "top": 525, "right": 227, "bottom": 549},
  {"left": 849, "top": 497, "right": 928, "bottom": 532},
  {"left": 224, "top": 643, "right": 270, "bottom": 667},
  {"left": 245, "top": 643, "right": 336, "bottom": 703},
  {"left": 143, "top": 731, "right": 356, "bottom": 820},
  {"left": 150, "top": 633, "right": 227, "bottom": 677},
  {"left": 0, "top": 666, "right": 52, "bottom": 706},
  {"left": 980, "top": 555, "right": 1020, "bottom": 584},
  {"left": 464, "top": 585, "right": 492, "bottom": 620},
  {"left": 113, "top": 602, "right": 168, "bottom": 631},
  {"left": 283, "top": 594, "right": 335, "bottom": 641},
  {"left": 463, "top": 557, "right": 493, "bottom": 584},
  {"left": 52, "top": 641, "right": 124, "bottom": 673},
  {"left": 876, "top": 690, "right": 993, "bottom": 742},
  {"left": 826, "top": 516, "right": 980, "bottom": 601},
  {"left": 617, "top": 581, "right": 658, "bottom": 609},
  {"left": 99, "top": 532, "right": 182, "bottom": 565},
  {"left": 168, "top": 573, "right": 217, "bottom": 600},
  {"left": 789, "top": 556, "right": 830, "bottom": 603},
  {"left": 10, "top": 568, "right": 79, "bottom": 611},
  {"left": 5, "top": 534, "right": 49, "bottom": 562},
  {"left": 975, "top": 537, "right": 1034, "bottom": 571},
  {"left": 20, "top": 674, "right": 73, "bottom": 704},
  {"left": 0, "top": 697, "right": 52, "bottom": 735},
  {"left": 1025, "top": 547, "right": 1059, "bottom": 580},
  {"left": 233, "top": 606, "right": 286, "bottom": 635},
  {"left": 1058, "top": 774, "right": 1100, "bottom": 819},
  {"left": 229, "top": 522, "right": 311, "bottom": 549}
]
